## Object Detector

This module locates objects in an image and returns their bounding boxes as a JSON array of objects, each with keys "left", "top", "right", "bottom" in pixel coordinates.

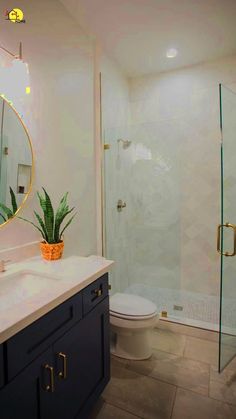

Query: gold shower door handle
[{"left": 217, "top": 223, "right": 236, "bottom": 256}]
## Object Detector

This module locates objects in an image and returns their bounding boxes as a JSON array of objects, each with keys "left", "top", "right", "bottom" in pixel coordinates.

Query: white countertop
[{"left": 0, "top": 255, "right": 114, "bottom": 343}]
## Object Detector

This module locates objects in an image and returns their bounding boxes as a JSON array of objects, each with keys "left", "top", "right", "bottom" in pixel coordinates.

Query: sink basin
[{"left": 0, "top": 270, "right": 60, "bottom": 311}]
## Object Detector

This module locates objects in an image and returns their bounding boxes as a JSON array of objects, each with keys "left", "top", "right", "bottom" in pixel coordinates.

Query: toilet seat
[
  {"left": 110, "top": 311, "right": 157, "bottom": 320},
  {"left": 110, "top": 293, "right": 157, "bottom": 320}
]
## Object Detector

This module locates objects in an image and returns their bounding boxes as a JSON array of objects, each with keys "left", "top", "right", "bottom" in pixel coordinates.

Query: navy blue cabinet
[
  {"left": 0, "top": 348, "right": 53, "bottom": 419},
  {"left": 6, "top": 292, "right": 82, "bottom": 381},
  {"left": 0, "top": 345, "right": 4, "bottom": 388},
  {"left": 0, "top": 274, "right": 110, "bottom": 419},
  {"left": 42, "top": 297, "right": 110, "bottom": 419}
]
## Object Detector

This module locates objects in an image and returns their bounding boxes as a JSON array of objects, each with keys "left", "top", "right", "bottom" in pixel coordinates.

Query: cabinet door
[
  {"left": 0, "top": 344, "right": 4, "bottom": 388},
  {"left": 0, "top": 348, "right": 53, "bottom": 419},
  {"left": 43, "top": 296, "right": 110, "bottom": 419}
]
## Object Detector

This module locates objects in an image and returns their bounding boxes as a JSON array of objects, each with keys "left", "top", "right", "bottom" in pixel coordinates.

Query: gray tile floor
[{"left": 90, "top": 328, "right": 236, "bottom": 419}]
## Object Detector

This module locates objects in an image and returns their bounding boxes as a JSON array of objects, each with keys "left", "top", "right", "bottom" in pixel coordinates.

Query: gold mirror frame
[{"left": 0, "top": 96, "right": 34, "bottom": 228}]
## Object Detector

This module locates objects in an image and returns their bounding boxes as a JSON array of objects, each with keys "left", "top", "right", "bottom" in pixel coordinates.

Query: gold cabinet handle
[
  {"left": 58, "top": 352, "right": 67, "bottom": 379},
  {"left": 43, "top": 364, "right": 55, "bottom": 392},
  {"left": 217, "top": 223, "right": 236, "bottom": 256}
]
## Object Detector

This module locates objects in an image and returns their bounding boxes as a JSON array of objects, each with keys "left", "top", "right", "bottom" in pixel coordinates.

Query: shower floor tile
[{"left": 125, "top": 284, "right": 224, "bottom": 326}]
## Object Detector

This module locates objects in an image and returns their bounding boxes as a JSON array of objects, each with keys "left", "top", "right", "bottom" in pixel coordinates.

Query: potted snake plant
[{"left": 20, "top": 188, "right": 76, "bottom": 260}]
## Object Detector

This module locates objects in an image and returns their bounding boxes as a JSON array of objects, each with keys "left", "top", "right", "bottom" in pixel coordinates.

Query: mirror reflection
[{"left": 0, "top": 97, "right": 33, "bottom": 226}]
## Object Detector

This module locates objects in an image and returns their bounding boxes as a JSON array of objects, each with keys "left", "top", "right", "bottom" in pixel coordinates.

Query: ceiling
[{"left": 60, "top": 0, "right": 236, "bottom": 77}]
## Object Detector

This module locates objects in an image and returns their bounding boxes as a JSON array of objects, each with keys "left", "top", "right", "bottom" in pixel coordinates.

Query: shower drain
[{"left": 173, "top": 305, "right": 184, "bottom": 311}]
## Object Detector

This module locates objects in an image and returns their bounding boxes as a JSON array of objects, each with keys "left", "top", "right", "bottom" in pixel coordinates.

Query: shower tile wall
[
  {"left": 102, "top": 54, "right": 236, "bottom": 323},
  {"left": 126, "top": 121, "right": 181, "bottom": 291},
  {"left": 129, "top": 55, "right": 236, "bottom": 299}
]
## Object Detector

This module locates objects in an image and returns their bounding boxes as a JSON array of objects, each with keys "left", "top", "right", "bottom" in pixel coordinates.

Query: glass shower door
[
  {"left": 219, "top": 84, "right": 236, "bottom": 372},
  {"left": 102, "top": 120, "right": 182, "bottom": 315}
]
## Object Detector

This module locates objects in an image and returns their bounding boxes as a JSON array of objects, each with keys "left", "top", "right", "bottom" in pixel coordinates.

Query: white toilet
[{"left": 110, "top": 293, "right": 158, "bottom": 360}]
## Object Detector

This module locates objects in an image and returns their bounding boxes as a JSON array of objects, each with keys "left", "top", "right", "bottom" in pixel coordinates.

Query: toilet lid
[{"left": 110, "top": 293, "right": 157, "bottom": 317}]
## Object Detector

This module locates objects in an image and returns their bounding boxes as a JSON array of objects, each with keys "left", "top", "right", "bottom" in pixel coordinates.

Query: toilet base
[
  {"left": 110, "top": 315, "right": 158, "bottom": 360},
  {"left": 111, "top": 328, "right": 152, "bottom": 360}
]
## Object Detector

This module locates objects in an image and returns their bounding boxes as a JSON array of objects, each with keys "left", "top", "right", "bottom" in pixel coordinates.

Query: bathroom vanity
[{"left": 0, "top": 255, "right": 113, "bottom": 419}]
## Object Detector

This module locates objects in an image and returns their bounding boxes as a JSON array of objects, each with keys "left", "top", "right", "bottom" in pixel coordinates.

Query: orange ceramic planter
[{"left": 40, "top": 241, "right": 64, "bottom": 261}]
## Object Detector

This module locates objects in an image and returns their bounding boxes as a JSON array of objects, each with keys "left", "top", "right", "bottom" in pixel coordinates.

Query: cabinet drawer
[
  {"left": 6, "top": 292, "right": 82, "bottom": 381},
  {"left": 0, "top": 345, "right": 4, "bottom": 388},
  {"left": 82, "top": 273, "right": 108, "bottom": 315}
]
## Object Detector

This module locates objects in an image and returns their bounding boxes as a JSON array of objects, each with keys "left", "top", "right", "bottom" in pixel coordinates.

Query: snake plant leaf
[
  {"left": 39, "top": 188, "right": 54, "bottom": 243},
  {"left": 58, "top": 192, "right": 69, "bottom": 210},
  {"left": 60, "top": 213, "right": 77, "bottom": 240},
  {"left": 37, "top": 191, "right": 45, "bottom": 208},
  {"left": 0, "top": 213, "right": 6, "bottom": 222},
  {"left": 9, "top": 187, "right": 17, "bottom": 214},
  {"left": 54, "top": 207, "right": 75, "bottom": 243},
  {"left": 0, "top": 203, "right": 13, "bottom": 219},
  {"left": 34, "top": 211, "right": 48, "bottom": 242},
  {"left": 18, "top": 216, "right": 46, "bottom": 241},
  {"left": 55, "top": 194, "right": 69, "bottom": 222},
  {"left": 54, "top": 192, "right": 70, "bottom": 239}
]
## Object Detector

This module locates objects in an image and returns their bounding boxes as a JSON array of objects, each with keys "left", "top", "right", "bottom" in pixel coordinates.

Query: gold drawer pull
[
  {"left": 43, "top": 364, "right": 55, "bottom": 392},
  {"left": 95, "top": 288, "right": 102, "bottom": 297},
  {"left": 58, "top": 352, "right": 67, "bottom": 379}
]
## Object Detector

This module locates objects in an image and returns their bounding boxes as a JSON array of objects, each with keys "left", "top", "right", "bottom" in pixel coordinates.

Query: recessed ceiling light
[{"left": 166, "top": 48, "right": 178, "bottom": 58}]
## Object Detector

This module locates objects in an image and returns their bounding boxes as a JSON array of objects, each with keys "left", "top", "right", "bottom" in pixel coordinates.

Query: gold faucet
[{"left": 117, "top": 199, "right": 127, "bottom": 212}]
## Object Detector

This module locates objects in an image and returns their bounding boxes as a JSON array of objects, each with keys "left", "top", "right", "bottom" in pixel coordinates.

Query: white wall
[
  {"left": 101, "top": 54, "right": 130, "bottom": 130},
  {"left": 129, "top": 55, "right": 236, "bottom": 296},
  {"left": 0, "top": 0, "right": 96, "bottom": 257}
]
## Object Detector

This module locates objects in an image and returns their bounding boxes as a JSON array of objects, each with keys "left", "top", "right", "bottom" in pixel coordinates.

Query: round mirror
[{"left": 0, "top": 96, "right": 33, "bottom": 226}]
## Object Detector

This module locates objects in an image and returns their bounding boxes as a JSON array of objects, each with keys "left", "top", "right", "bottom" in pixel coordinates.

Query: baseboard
[{"left": 156, "top": 318, "right": 219, "bottom": 342}]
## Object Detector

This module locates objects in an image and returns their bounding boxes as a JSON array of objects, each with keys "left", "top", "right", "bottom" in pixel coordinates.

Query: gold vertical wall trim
[
  {"left": 99, "top": 72, "right": 106, "bottom": 257},
  {"left": 0, "top": 96, "right": 35, "bottom": 229},
  {"left": 0, "top": 100, "right": 5, "bottom": 165},
  {"left": 19, "top": 42, "right": 22, "bottom": 60},
  {"left": 94, "top": 42, "right": 102, "bottom": 256}
]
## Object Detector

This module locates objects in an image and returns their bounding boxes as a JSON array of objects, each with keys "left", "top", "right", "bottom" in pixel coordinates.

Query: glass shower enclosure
[
  {"left": 102, "top": 80, "right": 236, "bottom": 373},
  {"left": 218, "top": 84, "right": 236, "bottom": 372}
]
